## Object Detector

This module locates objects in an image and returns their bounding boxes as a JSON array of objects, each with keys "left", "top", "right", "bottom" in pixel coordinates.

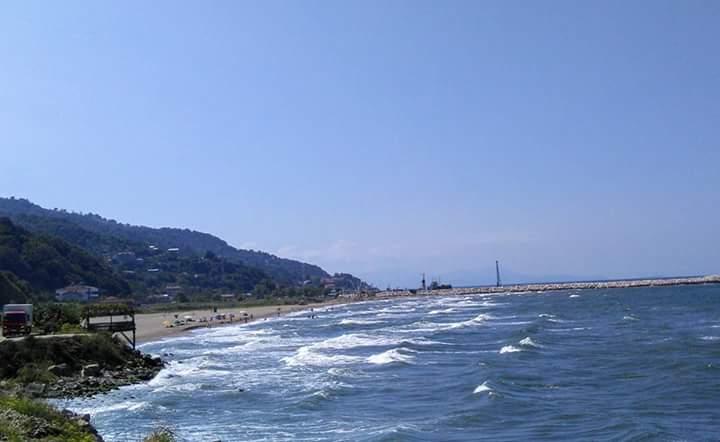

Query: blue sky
[{"left": 1, "top": 1, "right": 719, "bottom": 287}]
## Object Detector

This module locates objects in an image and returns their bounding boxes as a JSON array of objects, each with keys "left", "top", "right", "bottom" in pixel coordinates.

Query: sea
[{"left": 60, "top": 284, "right": 720, "bottom": 441}]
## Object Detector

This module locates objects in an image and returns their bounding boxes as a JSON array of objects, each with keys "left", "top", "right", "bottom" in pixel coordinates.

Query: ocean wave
[
  {"left": 569, "top": 294, "right": 581, "bottom": 298},
  {"left": 538, "top": 314, "right": 556, "bottom": 318},
  {"left": 399, "top": 313, "right": 496, "bottom": 334},
  {"left": 311, "top": 333, "right": 398, "bottom": 350},
  {"left": 473, "top": 381, "right": 492, "bottom": 394},
  {"left": 339, "top": 319, "right": 383, "bottom": 326},
  {"left": 700, "top": 336, "right": 720, "bottom": 341},
  {"left": 428, "top": 308, "right": 456, "bottom": 315},
  {"left": 499, "top": 345, "right": 522, "bottom": 354},
  {"left": 367, "top": 348, "right": 416, "bottom": 365},
  {"left": 282, "top": 346, "right": 364, "bottom": 367},
  {"left": 71, "top": 400, "right": 149, "bottom": 416},
  {"left": 519, "top": 337, "right": 542, "bottom": 348},
  {"left": 623, "top": 315, "right": 639, "bottom": 321},
  {"left": 448, "top": 313, "right": 495, "bottom": 329}
]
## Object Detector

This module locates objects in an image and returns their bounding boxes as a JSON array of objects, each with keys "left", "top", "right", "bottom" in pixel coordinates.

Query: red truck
[{"left": 2, "top": 304, "right": 33, "bottom": 337}]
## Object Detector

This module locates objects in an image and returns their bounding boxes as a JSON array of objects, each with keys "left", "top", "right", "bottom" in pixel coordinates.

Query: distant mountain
[
  {"left": 0, "top": 217, "right": 131, "bottom": 296},
  {"left": 0, "top": 197, "right": 332, "bottom": 285}
]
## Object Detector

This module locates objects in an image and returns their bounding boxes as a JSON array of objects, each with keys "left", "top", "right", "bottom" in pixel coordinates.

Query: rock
[
  {"left": 48, "top": 363, "right": 72, "bottom": 377},
  {"left": 82, "top": 364, "right": 102, "bottom": 377},
  {"left": 25, "top": 382, "right": 46, "bottom": 396}
]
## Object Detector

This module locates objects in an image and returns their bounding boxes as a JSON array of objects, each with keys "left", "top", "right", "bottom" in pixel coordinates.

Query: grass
[
  {"left": 143, "top": 427, "right": 176, "bottom": 442},
  {"left": 0, "top": 333, "right": 133, "bottom": 381},
  {"left": 0, "top": 394, "right": 97, "bottom": 442}
]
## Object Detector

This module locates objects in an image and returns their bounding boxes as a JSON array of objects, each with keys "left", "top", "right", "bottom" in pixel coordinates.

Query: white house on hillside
[{"left": 55, "top": 285, "right": 100, "bottom": 302}]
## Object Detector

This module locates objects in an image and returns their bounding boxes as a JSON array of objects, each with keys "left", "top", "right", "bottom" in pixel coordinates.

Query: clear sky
[{"left": 1, "top": 1, "right": 719, "bottom": 287}]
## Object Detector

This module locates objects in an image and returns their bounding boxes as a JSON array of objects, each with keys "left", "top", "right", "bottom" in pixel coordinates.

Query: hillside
[
  {"left": 0, "top": 197, "right": 329, "bottom": 285},
  {"left": 0, "top": 218, "right": 130, "bottom": 296},
  {"left": 0, "top": 271, "right": 29, "bottom": 305}
]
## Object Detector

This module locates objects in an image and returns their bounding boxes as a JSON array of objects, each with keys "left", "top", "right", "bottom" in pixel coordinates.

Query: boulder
[
  {"left": 82, "top": 364, "right": 102, "bottom": 377},
  {"left": 25, "top": 382, "right": 46, "bottom": 397},
  {"left": 48, "top": 363, "right": 72, "bottom": 377}
]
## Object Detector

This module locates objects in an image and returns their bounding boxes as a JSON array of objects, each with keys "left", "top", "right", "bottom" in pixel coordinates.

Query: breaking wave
[
  {"left": 339, "top": 319, "right": 383, "bottom": 326},
  {"left": 519, "top": 337, "right": 542, "bottom": 348},
  {"left": 473, "top": 381, "right": 492, "bottom": 394},
  {"left": 367, "top": 348, "right": 416, "bottom": 365}
]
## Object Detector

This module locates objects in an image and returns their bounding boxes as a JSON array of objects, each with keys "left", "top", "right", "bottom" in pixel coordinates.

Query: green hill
[
  {"left": 0, "top": 217, "right": 131, "bottom": 296},
  {"left": 0, "top": 271, "right": 28, "bottom": 305},
  {"left": 0, "top": 197, "right": 329, "bottom": 285}
]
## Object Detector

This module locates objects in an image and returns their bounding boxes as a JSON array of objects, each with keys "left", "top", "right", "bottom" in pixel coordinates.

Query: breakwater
[{"left": 377, "top": 274, "right": 720, "bottom": 298}]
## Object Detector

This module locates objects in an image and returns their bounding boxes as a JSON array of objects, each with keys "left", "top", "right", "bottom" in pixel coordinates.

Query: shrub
[{"left": 143, "top": 427, "right": 176, "bottom": 442}]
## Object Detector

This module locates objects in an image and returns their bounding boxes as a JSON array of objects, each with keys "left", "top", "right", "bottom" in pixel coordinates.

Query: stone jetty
[{"left": 377, "top": 275, "right": 720, "bottom": 298}]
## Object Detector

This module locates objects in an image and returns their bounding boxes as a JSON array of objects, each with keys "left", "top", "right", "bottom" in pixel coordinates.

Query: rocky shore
[
  {"left": 0, "top": 334, "right": 164, "bottom": 441},
  {"left": 41, "top": 352, "right": 163, "bottom": 399},
  {"left": 378, "top": 275, "right": 720, "bottom": 298}
]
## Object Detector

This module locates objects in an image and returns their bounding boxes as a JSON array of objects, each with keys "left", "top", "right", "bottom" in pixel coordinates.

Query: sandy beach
[{"left": 134, "top": 300, "right": 348, "bottom": 344}]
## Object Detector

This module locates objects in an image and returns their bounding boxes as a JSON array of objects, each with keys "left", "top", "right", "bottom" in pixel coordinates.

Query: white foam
[
  {"left": 701, "top": 336, "right": 720, "bottom": 341},
  {"left": 473, "top": 381, "right": 492, "bottom": 394},
  {"left": 367, "top": 348, "right": 416, "bottom": 365},
  {"left": 311, "top": 333, "right": 398, "bottom": 350},
  {"left": 538, "top": 314, "right": 556, "bottom": 318},
  {"left": 569, "top": 294, "right": 580, "bottom": 298},
  {"left": 499, "top": 345, "right": 522, "bottom": 354},
  {"left": 339, "top": 319, "right": 382, "bottom": 326},
  {"left": 282, "top": 346, "right": 363, "bottom": 367},
  {"left": 519, "top": 337, "right": 542, "bottom": 348},
  {"left": 623, "top": 315, "right": 639, "bottom": 321},
  {"left": 72, "top": 400, "right": 148, "bottom": 416},
  {"left": 428, "top": 308, "right": 456, "bottom": 315},
  {"left": 447, "top": 313, "right": 496, "bottom": 330}
]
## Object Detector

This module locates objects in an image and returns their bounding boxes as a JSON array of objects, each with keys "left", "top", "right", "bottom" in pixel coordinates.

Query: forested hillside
[
  {"left": 0, "top": 197, "right": 329, "bottom": 285},
  {"left": 0, "top": 218, "right": 131, "bottom": 296},
  {"left": 0, "top": 271, "right": 28, "bottom": 305}
]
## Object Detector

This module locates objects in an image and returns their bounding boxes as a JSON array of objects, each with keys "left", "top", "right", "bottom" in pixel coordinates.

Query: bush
[
  {"left": 35, "top": 303, "right": 83, "bottom": 333},
  {"left": 143, "top": 427, "right": 176, "bottom": 442},
  {"left": 0, "top": 394, "right": 97, "bottom": 442},
  {"left": 14, "top": 363, "right": 57, "bottom": 385},
  {"left": 0, "top": 333, "right": 131, "bottom": 380}
]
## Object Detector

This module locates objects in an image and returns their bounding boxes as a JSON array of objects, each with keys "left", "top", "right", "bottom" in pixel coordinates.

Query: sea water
[{"left": 60, "top": 285, "right": 720, "bottom": 441}]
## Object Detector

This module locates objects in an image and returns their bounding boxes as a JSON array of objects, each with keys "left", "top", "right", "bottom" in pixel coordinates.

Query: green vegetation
[
  {"left": 34, "top": 303, "right": 83, "bottom": 334},
  {"left": 0, "top": 217, "right": 130, "bottom": 297},
  {"left": 0, "top": 334, "right": 131, "bottom": 381},
  {"left": 143, "top": 427, "right": 176, "bottom": 442},
  {"left": 0, "top": 197, "right": 330, "bottom": 285},
  {"left": 0, "top": 395, "right": 97, "bottom": 442},
  {"left": 115, "top": 248, "right": 269, "bottom": 298},
  {"left": 0, "top": 271, "right": 29, "bottom": 305},
  {"left": 0, "top": 197, "right": 374, "bottom": 303}
]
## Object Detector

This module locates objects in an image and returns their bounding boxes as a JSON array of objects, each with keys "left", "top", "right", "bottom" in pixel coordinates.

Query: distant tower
[
  {"left": 496, "top": 260, "right": 502, "bottom": 287},
  {"left": 422, "top": 273, "right": 426, "bottom": 291}
]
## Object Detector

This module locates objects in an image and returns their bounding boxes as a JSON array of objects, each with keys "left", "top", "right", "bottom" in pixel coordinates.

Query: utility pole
[{"left": 496, "top": 260, "right": 502, "bottom": 287}]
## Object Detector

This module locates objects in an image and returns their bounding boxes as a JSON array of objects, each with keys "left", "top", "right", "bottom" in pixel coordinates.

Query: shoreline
[
  {"left": 134, "top": 298, "right": 353, "bottom": 344},
  {"left": 136, "top": 275, "right": 720, "bottom": 344}
]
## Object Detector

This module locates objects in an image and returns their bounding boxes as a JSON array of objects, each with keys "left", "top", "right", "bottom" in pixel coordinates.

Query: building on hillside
[
  {"left": 147, "top": 294, "right": 173, "bottom": 303},
  {"left": 165, "top": 285, "right": 183, "bottom": 297},
  {"left": 112, "top": 251, "right": 136, "bottom": 265},
  {"left": 55, "top": 285, "right": 100, "bottom": 302}
]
